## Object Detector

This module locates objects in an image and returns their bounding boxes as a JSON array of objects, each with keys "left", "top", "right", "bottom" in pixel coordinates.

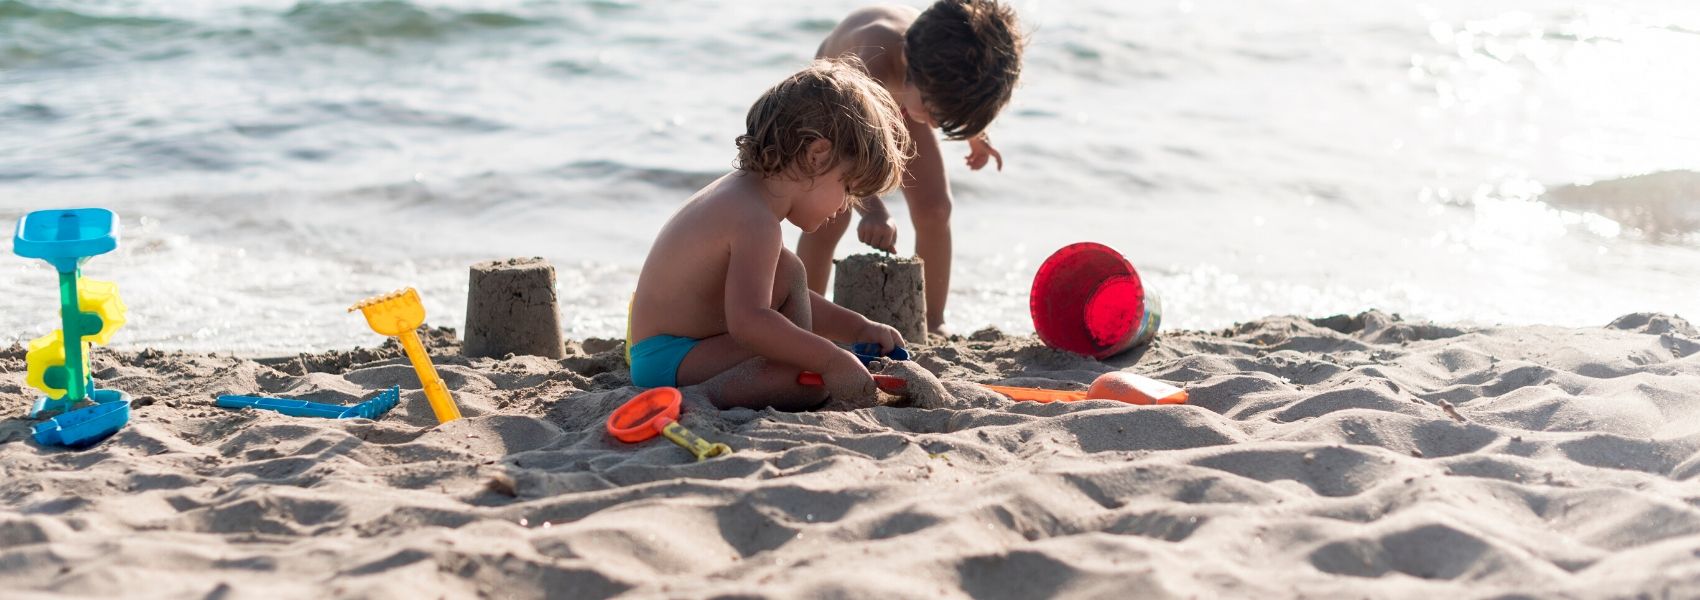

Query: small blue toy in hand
[{"left": 851, "top": 342, "right": 910, "bottom": 366}]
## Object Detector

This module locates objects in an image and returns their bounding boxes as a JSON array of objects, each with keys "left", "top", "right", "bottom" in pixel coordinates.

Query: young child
[
  {"left": 627, "top": 60, "right": 912, "bottom": 410},
  {"left": 797, "top": 0, "right": 1024, "bottom": 335}
]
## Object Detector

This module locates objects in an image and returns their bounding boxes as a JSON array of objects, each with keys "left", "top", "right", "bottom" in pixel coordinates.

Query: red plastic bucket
[{"left": 1029, "top": 242, "right": 1162, "bottom": 359}]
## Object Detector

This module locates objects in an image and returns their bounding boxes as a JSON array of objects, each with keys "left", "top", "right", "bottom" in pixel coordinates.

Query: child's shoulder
[
  {"left": 843, "top": 4, "right": 921, "bottom": 26},
  {"left": 833, "top": 5, "right": 919, "bottom": 41},
  {"left": 820, "top": 5, "right": 920, "bottom": 81},
  {"left": 692, "top": 173, "right": 780, "bottom": 226}
]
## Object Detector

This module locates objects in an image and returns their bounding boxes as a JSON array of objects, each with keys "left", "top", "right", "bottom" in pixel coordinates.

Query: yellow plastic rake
[{"left": 349, "top": 287, "right": 463, "bottom": 424}]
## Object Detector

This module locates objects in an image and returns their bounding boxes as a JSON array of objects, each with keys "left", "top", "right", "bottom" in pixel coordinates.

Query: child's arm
[
  {"left": 809, "top": 292, "right": 904, "bottom": 353},
  {"left": 853, "top": 195, "right": 897, "bottom": 253},
  {"left": 725, "top": 219, "right": 868, "bottom": 379}
]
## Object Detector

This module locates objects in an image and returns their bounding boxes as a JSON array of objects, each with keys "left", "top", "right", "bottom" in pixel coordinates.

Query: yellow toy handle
[
  {"left": 660, "top": 421, "right": 732, "bottom": 461},
  {"left": 398, "top": 329, "right": 461, "bottom": 423}
]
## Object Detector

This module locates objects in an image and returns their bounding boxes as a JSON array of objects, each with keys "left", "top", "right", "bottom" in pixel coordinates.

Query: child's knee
[
  {"left": 770, "top": 249, "right": 808, "bottom": 307},
  {"left": 777, "top": 248, "right": 807, "bottom": 283}
]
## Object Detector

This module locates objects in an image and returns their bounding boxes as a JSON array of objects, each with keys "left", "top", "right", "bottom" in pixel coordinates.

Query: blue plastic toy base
[
  {"left": 32, "top": 389, "right": 132, "bottom": 448},
  {"left": 852, "top": 343, "right": 911, "bottom": 365},
  {"left": 28, "top": 378, "right": 97, "bottom": 419},
  {"left": 13, "top": 208, "right": 119, "bottom": 273},
  {"left": 215, "top": 386, "right": 402, "bottom": 420}
]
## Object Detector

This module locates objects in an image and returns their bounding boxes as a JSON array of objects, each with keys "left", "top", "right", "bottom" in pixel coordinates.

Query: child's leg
[
  {"left": 901, "top": 119, "right": 952, "bottom": 333},
  {"left": 676, "top": 249, "right": 828, "bottom": 410},
  {"left": 796, "top": 209, "right": 852, "bottom": 295},
  {"left": 696, "top": 356, "right": 828, "bottom": 411}
]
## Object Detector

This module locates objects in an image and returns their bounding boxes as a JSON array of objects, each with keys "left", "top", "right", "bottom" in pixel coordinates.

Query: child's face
[
  {"left": 787, "top": 163, "right": 856, "bottom": 233},
  {"left": 898, "top": 83, "right": 936, "bottom": 128}
]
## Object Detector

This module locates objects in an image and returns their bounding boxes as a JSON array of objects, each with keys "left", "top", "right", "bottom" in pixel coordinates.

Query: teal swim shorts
[{"left": 628, "top": 334, "right": 700, "bottom": 388}]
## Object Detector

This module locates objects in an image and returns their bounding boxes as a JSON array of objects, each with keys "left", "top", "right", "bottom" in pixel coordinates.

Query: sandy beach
[
  {"left": 4, "top": 310, "right": 1698, "bottom": 598},
  {"left": 6, "top": 0, "right": 1700, "bottom": 597}
]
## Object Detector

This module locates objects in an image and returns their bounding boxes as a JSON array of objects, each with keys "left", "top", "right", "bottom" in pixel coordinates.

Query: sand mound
[{"left": 3, "top": 311, "right": 1699, "bottom": 598}]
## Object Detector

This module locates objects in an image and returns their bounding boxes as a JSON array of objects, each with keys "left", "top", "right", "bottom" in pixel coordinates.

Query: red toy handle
[{"left": 797, "top": 372, "right": 909, "bottom": 393}]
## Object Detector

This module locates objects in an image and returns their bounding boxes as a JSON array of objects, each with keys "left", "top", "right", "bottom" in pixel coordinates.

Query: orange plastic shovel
[
  {"left": 796, "top": 372, "right": 1089, "bottom": 403},
  {"left": 981, "top": 385, "right": 1088, "bottom": 403},
  {"left": 796, "top": 372, "right": 1186, "bottom": 405},
  {"left": 796, "top": 371, "right": 909, "bottom": 393}
]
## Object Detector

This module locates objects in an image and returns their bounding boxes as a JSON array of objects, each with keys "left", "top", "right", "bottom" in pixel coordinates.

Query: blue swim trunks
[{"left": 628, "top": 334, "right": 700, "bottom": 388}]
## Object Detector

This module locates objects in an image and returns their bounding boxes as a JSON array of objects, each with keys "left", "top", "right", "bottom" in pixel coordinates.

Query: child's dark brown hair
[
  {"left": 735, "top": 59, "right": 912, "bottom": 199},
  {"left": 904, "top": 0, "right": 1024, "bottom": 140}
]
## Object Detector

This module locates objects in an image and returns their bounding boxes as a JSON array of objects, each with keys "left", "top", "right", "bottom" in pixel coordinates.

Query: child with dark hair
[
  {"left": 627, "top": 59, "right": 912, "bottom": 410},
  {"left": 797, "top": 0, "right": 1024, "bottom": 335}
]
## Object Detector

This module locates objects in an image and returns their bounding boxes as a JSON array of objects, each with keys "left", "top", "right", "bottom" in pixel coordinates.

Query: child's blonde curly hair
[{"left": 735, "top": 58, "right": 913, "bottom": 200}]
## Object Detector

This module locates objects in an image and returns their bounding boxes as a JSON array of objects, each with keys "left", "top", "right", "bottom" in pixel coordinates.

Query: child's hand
[
  {"left": 823, "top": 350, "right": 877, "bottom": 405},
  {"left": 858, "top": 211, "right": 898, "bottom": 253},
  {"left": 857, "top": 320, "right": 905, "bottom": 354},
  {"left": 965, "top": 133, "right": 1003, "bottom": 171}
]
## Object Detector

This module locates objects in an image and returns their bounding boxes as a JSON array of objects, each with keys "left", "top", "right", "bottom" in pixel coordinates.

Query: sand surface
[{"left": 3, "top": 311, "right": 1700, "bottom": 598}]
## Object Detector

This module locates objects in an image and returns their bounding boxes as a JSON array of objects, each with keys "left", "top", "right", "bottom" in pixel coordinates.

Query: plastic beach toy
[
  {"left": 851, "top": 343, "right": 910, "bottom": 365},
  {"left": 982, "top": 385, "right": 1087, "bottom": 403},
  {"left": 216, "top": 386, "right": 402, "bottom": 420},
  {"left": 991, "top": 372, "right": 1187, "bottom": 405},
  {"left": 12, "top": 208, "right": 132, "bottom": 448},
  {"left": 1030, "top": 242, "right": 1162, "bottom": 359},
  {"left": 31, "top": 389, "right": 131, "bottom": 448},
  {"left": 797, "top": 371, "right": 910, "bottom": 394},
  {"left": 350, "top": 288, "right": 462, "bottom": 424},
  {"left": 797, "top": 371, "right": 1083, "bottom": 402},
  {"left": 981, "top": 372, "right": 1187, "bottom": 404},
  {"left": 798, "top": 371, "right": 1185, "bottom": 405},
  {"left": 606, "top": 387, "right": 732, "bottom": 461},
  {"left": 1087, "top": 372, "right": 1188, "bottom": 405}
]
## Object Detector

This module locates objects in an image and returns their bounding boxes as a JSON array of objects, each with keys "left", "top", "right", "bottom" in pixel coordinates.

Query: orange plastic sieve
[
  {"left": 606, "top": 387, "right": 682, "bottom": 443},
  {"left": 606, "top": 387, "right": 731, "bottom": 461}
]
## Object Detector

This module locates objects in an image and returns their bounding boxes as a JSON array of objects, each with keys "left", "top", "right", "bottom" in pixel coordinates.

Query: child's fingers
[{"left": 871, "top": 226, "right": 896, "bottom": 252}]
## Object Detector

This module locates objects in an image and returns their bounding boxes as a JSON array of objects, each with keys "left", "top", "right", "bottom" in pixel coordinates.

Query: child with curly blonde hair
[{"left": 627, "top": 59, "right": 913, "bottom": 410}]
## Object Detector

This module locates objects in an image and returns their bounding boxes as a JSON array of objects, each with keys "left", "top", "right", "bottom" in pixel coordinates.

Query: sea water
[{"left": 3, "top": 0, "right": 1698, "bottom": 354}]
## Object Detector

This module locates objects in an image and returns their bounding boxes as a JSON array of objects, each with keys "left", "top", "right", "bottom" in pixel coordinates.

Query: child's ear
[{"left": 807, "top": 138, "right": 832, "bottom": 171}]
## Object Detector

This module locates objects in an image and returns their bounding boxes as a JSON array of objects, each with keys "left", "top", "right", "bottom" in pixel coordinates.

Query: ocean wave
[
  {"left": 547, "top": 160, "right": 723, "bottom": 192},
  {"left": 303, "top": 97, "right": 509, "bottom": 132},
  {"left": 279, "top": 0, "right": 541, "bottom": 45},
  {"left": 0, "top": 0, "right": 191, "bottom": 68},
  {"left": 0, "top": 0, "right": 553, "bottom": 69},
  {"left": 0, "top": 0, "right": 184, "bottom": 29}
]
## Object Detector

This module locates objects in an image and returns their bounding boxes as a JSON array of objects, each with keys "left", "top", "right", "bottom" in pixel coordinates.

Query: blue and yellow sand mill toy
[{"left": 12, "top": 208, "right": 132, "bottom": 447}]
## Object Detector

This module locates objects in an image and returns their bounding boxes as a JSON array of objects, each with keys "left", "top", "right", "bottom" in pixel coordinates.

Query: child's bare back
[{"left": 630, "top": 174, "right": 776, "bottom": 343}]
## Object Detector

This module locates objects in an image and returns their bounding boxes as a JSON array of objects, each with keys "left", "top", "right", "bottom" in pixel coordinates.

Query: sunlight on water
[{"left": 2, "top": 0, "right": 1698, "bottom": 352}]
